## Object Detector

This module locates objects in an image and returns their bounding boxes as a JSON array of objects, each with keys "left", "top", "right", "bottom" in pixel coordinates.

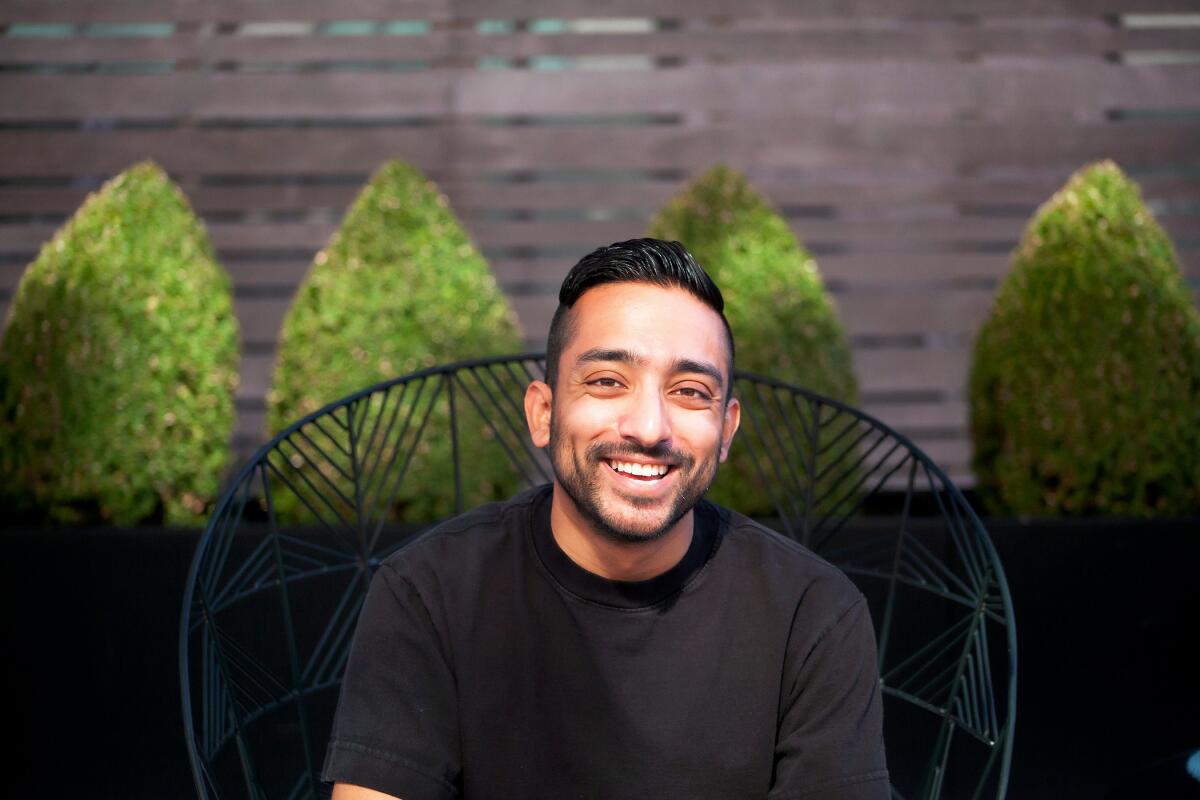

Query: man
[{"left": 324, "top": 238, "right": 889, "bottom": 799}]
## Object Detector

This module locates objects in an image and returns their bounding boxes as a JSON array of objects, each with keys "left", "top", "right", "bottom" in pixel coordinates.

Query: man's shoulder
[
  {"left": 707, "top": 501, "right": 865, "bottom": 611},
  {"left": 379, "top": 484, "right": 546, "bottom": 580}
]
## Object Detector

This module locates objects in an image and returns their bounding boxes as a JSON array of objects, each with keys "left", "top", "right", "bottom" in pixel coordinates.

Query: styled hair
[{"left": 544, "top": 238, "right": 735, "bottom": 387}]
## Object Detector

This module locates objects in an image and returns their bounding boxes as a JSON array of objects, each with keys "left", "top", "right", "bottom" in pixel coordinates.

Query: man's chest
[{"left": 438, "top": 581, "right": 791, "bottom": 798}]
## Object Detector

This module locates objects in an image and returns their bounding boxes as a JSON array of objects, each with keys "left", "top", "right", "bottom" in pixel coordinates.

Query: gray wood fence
[{"left": 2, "top": 1, "right": 1198, "bottom": 485}]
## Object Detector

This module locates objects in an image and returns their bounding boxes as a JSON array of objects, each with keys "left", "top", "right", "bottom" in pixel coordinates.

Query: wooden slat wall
[{"left": 1, "top": 5, "right": 1198, "bottom": 485}]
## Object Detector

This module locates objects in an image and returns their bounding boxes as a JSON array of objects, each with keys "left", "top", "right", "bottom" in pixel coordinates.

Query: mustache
[{"left": 586, "top": 441, "right": 694, "bottom": 467}]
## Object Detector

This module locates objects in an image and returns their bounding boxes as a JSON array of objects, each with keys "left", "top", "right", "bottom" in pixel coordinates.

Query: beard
[{"left": 548, "top": 416, "right": 721, "bottom": 545}]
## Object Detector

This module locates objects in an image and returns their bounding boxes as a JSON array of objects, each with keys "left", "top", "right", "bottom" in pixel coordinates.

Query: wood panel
[
  {"left": 449, "top": 0, "right": 1200, "bottom": 18},
  {"left": 0, "top": 216, "right": 1028, "bottom": 256},
  {"left": 451, "top": 62, "right": 1200, "bottom": 118},
  {"left": 2, "top": 219, "right": 1197, "bottom": 281},
  {"left": 854, "top": 348, "right": 971, "bottom": 394},
  {"left": 0, "top": 72, "right": 455, "bottom": 120},
  {"left": 446, "top": 171, "right": 1200, "bottom": 210},
  {"left": 1, "top": 0, "right": 452, "bottom": 24},
  {"left": 5, "top": 250, "right": 1197, "bottom": 308},
  {"left": 861, "top": 400, "right": 969, "bottom": 431},
  {"left": 4, "top": 0, "right": 1197, "bottom": 23},
  {"left": 4, "top": 26, "right": 1197, "bottom": 63},
  {"left": 3, "top": 171, "right": 1197, "bottom": 216},
  {"left": 3, "top": 121, "right": 1198, "bottom": 176},
  {"left": 5, "top": 62, "right": 1199, "bottom": 122},
  {"left": 3, "top": 3, "right": 1199, "bottom": 489}
]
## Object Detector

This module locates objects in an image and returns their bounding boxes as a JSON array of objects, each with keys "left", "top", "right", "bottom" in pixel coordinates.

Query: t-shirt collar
[{"left": 528, "top": 484, "right": 720, "bottom": 609}]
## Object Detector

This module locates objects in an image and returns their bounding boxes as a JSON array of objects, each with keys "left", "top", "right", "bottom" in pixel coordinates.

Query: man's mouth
[{"left": 605, "top": 459, "right": 672, "bottom": 481}]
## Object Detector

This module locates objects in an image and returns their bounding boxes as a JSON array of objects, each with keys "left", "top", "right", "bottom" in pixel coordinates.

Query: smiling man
[{"left": 324, "top": 239, "right": 889, "bottom": 799}]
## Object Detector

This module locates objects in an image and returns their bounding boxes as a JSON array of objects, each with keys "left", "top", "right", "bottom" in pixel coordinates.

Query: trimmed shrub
[
  {"left": 969, "top": 160, "right": 1200, "bottom": 517},
  {"left": 0, "top": 161, "right": 240, "bottom": 525},
  {"left": 648, "top": 165, "right": 858, "bottom": 516},
  {"left": 267, "top": 161, "right": 522, "bottom": 523}
]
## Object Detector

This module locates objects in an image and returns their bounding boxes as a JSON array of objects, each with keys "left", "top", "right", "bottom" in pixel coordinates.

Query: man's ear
[
  {"left": 718, "top": 396, "right": 741, "bottom": 463},
  {"left": 525, "top": 380, "right": 553, "bottom": 448}
]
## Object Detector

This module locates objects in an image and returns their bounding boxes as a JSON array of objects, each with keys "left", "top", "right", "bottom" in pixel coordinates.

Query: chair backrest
[{"left": 180, "top": 354, "right": 1016, "bottom": 800}]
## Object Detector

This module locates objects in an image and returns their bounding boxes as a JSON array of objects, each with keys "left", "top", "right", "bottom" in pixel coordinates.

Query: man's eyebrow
[
  {"left": 671, "top": 358, "right": 725, "bottom": 391},
  {"left": 574, "top": 348, "right": 646, "bottom": 368},
  {"left": 574, "top": 348, "right": 725, "bottom": 391}
]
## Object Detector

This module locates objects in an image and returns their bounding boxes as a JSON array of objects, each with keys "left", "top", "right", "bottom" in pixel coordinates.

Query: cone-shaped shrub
[
  {"left": 648, "top": 165, "right": 857, "bottom": 515},
  {"left": 0, "top": 161, "right": 240, "bottom": 525},
  {"left": 267, "top": 161, "right": 522, "bottom": 522},
  {"left": 969, "top": 160, "right": 1200, "bottom": 517}
]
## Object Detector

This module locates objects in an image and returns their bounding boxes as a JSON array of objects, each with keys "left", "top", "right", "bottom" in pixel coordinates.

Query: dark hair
[{"left": 544, "top": 238, "right": 735, "bottom": 387}]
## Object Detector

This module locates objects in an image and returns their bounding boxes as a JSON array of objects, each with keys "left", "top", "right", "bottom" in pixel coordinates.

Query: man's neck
[{"left": 548, "top": 483, "right": 694, "bottom": 582}]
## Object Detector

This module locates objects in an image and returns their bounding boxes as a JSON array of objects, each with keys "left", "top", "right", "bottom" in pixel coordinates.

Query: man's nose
[{"left": 618, "top": 387, "right": 672, "bottom": 448}]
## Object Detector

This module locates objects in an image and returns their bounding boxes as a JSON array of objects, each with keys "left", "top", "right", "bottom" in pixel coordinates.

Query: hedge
[
  {"left": 267, "top": 161, "right": 523, "bottom": 523},
  {"left": 969, "top": 160, "right": 1200, "bottom": 517},
  {"left": 0, "top": 161, "right": 239, "bottom": 525}
]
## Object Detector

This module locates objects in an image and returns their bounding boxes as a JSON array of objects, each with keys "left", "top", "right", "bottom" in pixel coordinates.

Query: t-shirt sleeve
[
  {"left": 768, "top": 591, "right": 890, "bottom": 800},
  {"left": 322, "top": 562, "right": 461, "bottom": 800}
]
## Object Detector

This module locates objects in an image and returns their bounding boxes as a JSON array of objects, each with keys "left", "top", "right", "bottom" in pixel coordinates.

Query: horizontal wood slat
[
  {"left": 464, "top": 218, "right": 1022, "bottom": 250},
  {"left": 854, "top": 348, "right": 972, "bottom": 393},
  {"left": 4, "top": 122, "right": 1198, "bottom": 176},
  {"left": 862, "top": 400, "right": 969, "bottom": 431},
  {"left": 5, "top": 63, "right": 1198, "bottom": 121},
  {"left": 3, "top": 216, "right": 1197, "bottom": 268},
  {"left": 0, "top": 72, "right": 455, "bottom": 120},
  {"left": 3, "top": 26, "right": 1196, "bottom": 63},
  {"left": 3, "top": 171, "right": 1198, "bottom": 215},
  {"left": 1, "top": 0, "right": 452, "bottom": 24},
  {"left": 456, "top": 171, "right": 1200, "bottom": 210},
  {"left": 5, "top": 0, "right": 1198, "bottom": 23},
  {"left": 451, "top": 62, "right": 1200, "bottom": 118}
]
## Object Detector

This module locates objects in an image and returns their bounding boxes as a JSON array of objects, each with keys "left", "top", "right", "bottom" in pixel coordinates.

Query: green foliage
[
  {"left": 969, "top": 160, "right": 1200, "bottom": 517},
  {"left": 0, "top": 161, "right": 240, "bottom": 525},
  {"left": 648, "top": 165, "right": 858, "bottom": 515},
  {"left": 267, "top": 161, "right": 522, "bottom": 522}
]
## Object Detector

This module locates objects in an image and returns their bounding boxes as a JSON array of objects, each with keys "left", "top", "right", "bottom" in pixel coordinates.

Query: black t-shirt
[{"left": 323, "top": 485, "right": 888, "bottom": 799}]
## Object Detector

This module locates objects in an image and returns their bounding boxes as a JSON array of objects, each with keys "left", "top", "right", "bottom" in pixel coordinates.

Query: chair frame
[{"left": 180, "top": 353, "right": 1017, "bottom": 800}]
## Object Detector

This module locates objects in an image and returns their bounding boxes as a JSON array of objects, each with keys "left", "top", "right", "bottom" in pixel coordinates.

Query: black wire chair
[{"left": 180, "top": 354, "right": 1016, "bottom": 800}]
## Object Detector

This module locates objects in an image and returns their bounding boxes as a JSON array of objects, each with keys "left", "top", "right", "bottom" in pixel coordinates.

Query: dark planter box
[{"left": 3, "top": 517, "right": 1198, "bottom": 798}]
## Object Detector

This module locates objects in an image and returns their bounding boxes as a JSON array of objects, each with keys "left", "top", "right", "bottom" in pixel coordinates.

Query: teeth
[{"left": 609, "top": 460, "right": 669, "bottom": 477}]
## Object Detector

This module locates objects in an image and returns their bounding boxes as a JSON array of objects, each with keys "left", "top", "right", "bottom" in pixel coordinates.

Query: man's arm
[
  {"left": 769, "top": 593, "right": 889, "bottom": 799},
  {"left": 321, "top": 564, "right": 461, "bottom": 800},
  {"left": 332, "top": 782, "right": 403, "bottom": 800}
]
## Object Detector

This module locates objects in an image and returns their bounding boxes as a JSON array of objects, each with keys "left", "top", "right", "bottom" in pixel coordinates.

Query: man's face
[{"left": 528, "top": 282, "right": 740, "bottom": 544}]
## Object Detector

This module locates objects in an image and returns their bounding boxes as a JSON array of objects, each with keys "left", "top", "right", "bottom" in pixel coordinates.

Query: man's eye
[
  {"left": 588, "top": 377, "right": 624, "bottom": 389},
  {"left": 674, "top": 386, "right": 713, "bottom": 402}
]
